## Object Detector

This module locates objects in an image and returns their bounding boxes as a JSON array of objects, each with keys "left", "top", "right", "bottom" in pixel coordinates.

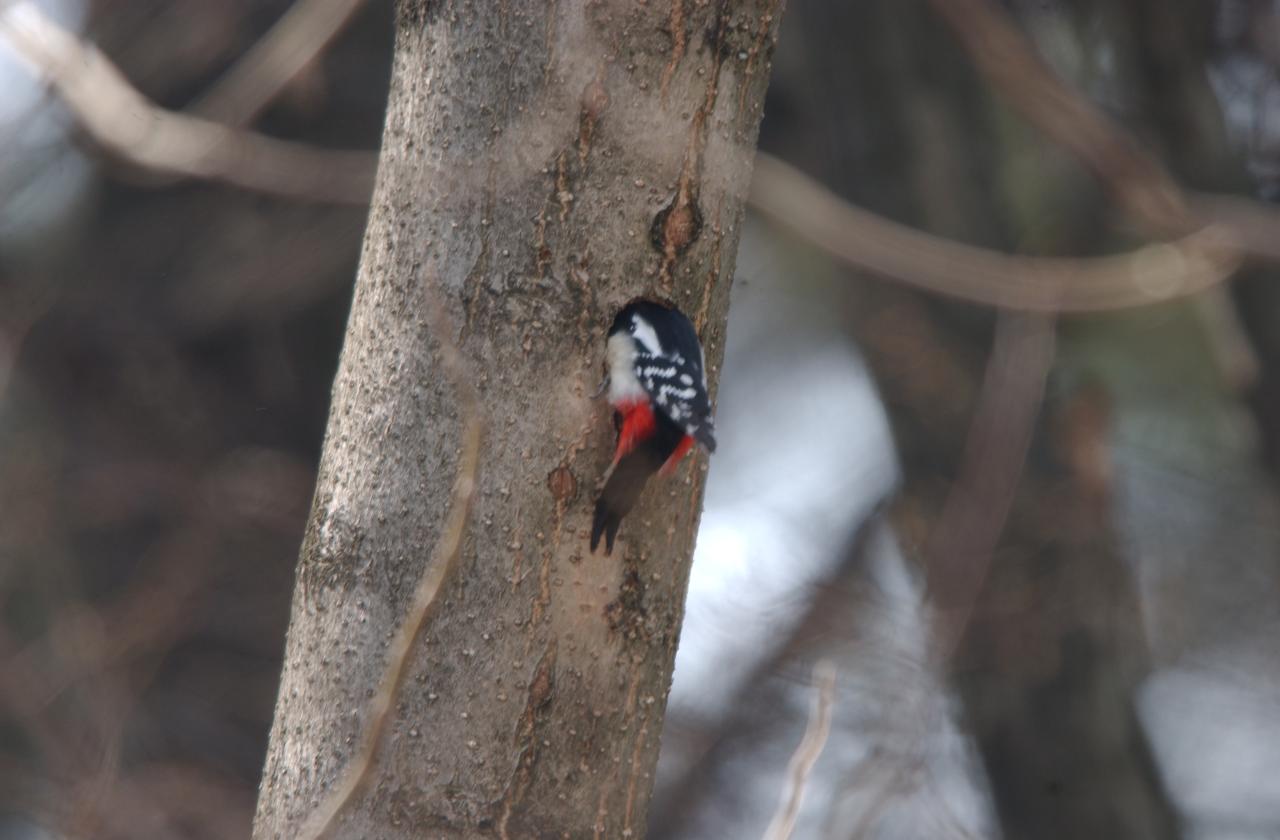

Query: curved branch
[
  {"left": 762, "top": 661, "right": 838, "bottom": 840},
  {"left": 924, "top": 313, "right": 1055, "bottom": 660},
  {"left": 926, "top": 0, "right": 1194, "bottom": 235},
  {"left": 191, "top": 0, "right": 370, "bottom": 127},
  {"left": 0, "top": 2, "right": 375, "bottom": 204},
  {"left": 749, "top": 153, "right": 1243, "bottom": 312},
  {"left": 925, "top": 0, "right": 1280, "bottom": 269}
]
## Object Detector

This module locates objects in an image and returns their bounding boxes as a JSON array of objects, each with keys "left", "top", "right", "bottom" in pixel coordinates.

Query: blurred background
[{"left": 3, "top": 1, "right": 1280, "bottom": 837}]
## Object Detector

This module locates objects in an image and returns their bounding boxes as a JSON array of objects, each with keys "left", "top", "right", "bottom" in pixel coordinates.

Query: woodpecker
[{"left": 591, "top": 300, "right": 716, "bottom": 555}]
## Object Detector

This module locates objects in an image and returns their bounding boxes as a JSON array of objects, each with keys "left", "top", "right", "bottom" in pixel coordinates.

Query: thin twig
[
  {"left": 762, "top": 660, "right": 838, "bottom": 840},
  {"left": 1193, "top": 284, "right": 1263, "bottom": 389},
  {"left": 296, "top": 287, "right": 482, "bottom": 840},
  {"left": 926, "top": 0, "right": 1266, "bottom": 381},
  {"left": 191, "top": 0, "right": 370, "bottom": 126},
  {"left": 749, "top": 153, "right": 1242, "bottom": 312},
  {"left": 0, "top": 2, "right": 376, "bottom": 204},
  {"left": 1189, "top": 191, "right": 1280, "bottom": 267},
  {"left": 5, "top": 0, "right": 1268, "bottom": 317},
  {"left": 846, "top": 764, "right": 917, "bottom": 840},
  {"left": 926, "top": 0, "right": 1194, "bottom": 235},
  {"left": 926, "top": 0, "right": 1280, "bottom": 269},
  {"left": 924, "top": 313, "right": 1056, "bottom": 661}
]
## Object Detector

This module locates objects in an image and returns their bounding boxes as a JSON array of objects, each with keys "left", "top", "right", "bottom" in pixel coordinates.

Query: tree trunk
[{"left": 252, "top": 1, "right": 784, "bottom": 838}]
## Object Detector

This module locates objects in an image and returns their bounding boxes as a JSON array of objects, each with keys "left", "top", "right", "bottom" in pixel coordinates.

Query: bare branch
[
  {"left": 762, "top": 661, "right": 838, "bottom": 840},
  {"left": 749, "top": 153, "right": 1242, "bottom": 312},
  {"left": 296, "top": 285, "right": 482, "bottom": 840},
  {"left": 0, "top": 2, "right": 376, "bottom": 204},
  {"left": 924, "top": 313, "right": 1056, "bottom": 661},
  {"left": 926, "top": 0, "right": 1280, "bottom": 270},
  {"left": 926, "top": 0, "right": 1194, "bottom": 235},
  {"left": 1189, "top": 191, "right": 1280, "bottom": 265},
  {"left": 921, "top": 0, "right": 1267, "bottom": 385},
  {"left": 191, "top": 0, "right": 370, "bottom": 127}
]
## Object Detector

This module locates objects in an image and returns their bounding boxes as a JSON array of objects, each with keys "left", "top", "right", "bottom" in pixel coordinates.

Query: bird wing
[{"left": 632, "top": 351, "right": 716, "bottom": 452}]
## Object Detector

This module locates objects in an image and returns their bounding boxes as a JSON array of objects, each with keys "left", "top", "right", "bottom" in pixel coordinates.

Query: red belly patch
[
  {"left": 660, "top": 435, "right": 695, "bottom": 476},
  {"left": 613, "top": 399, "right": 656, "bottom": 463}
]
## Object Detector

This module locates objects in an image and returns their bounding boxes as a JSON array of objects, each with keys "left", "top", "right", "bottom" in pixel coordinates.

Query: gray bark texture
[{"left": 252, "top": 1, "right": 785, "bottom": 838}]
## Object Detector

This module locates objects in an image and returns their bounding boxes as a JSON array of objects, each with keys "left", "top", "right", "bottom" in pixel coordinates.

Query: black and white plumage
[{"left": 591, "top": 300, "right": 716, "bottom": 555}]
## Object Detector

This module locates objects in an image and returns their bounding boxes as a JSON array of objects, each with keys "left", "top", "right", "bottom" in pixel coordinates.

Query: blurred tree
[{"left": 748, "top": 2, "right": 1182, "bottom": 837}]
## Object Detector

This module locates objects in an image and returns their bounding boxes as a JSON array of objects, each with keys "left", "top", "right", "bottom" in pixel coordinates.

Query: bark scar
[
  {"left": 547, "top": 465, "right": 578, "bottom": 503},
  {"left": 653, "top": 5, "right": 730, "bottom": 295},
  {"left": 569, "top": 256, "right": 595, "bottom": 354},
  {"left": 534, "top": 203, "right": 552, "bottom": 282},
  {"left": 658, "top": 0, "right": 687, "bottom": 100},
  {"left": 555, "top": 150, "right": 573, "bottom": 223},
  {"left": 578, "top": 69, "right": 609, "bottom": 165},
  {"left": 736, "top": 5, "right": 781, "bottom": 119},
  {"left": 463, "top": 163, "right": 498, "bottom": 335},
  {"left": 496, "top": 642, "right": 558, "bottom": 839},
  {"left": 532, "top": 150, "right": 573, "bottom": 283},
  {"left": 532, "top": 490, "right": 565, "bottom": 627},
  {"left": 694, "top": 195, "right": 725, "bottom": 332}
]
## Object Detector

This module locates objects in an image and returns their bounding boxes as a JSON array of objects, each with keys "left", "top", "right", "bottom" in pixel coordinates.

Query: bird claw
[{"left": 593, "top": 375, "right": 609, "bottom": 399}]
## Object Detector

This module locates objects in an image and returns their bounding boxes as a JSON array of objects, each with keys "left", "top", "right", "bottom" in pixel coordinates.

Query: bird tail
[
  {"left": 590, "top": 444, "right": 667, "bottom": 555},
  {"left": 590, "top": 500, "right": 624, "bottom": 557},
  {"left": 693, "top": 423, "right": 716, "bottom": 454}
]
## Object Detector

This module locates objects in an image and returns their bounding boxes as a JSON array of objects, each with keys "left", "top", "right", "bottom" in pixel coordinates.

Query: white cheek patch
[
  {"left": 606, "top": 334, "right": 645, "bottom": 404},
  {"left": 631, "top": 316, "right": 664, "bottom": 356}
]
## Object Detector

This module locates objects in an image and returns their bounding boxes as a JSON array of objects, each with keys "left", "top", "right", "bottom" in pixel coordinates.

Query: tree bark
[{"left": 252, "top": 1, "right": 785, "bottom": 838}]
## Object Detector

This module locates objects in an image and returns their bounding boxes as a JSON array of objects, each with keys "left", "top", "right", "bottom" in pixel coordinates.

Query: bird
[{"left": 591, "top": 299, "right": 716, "bottom": 555}]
